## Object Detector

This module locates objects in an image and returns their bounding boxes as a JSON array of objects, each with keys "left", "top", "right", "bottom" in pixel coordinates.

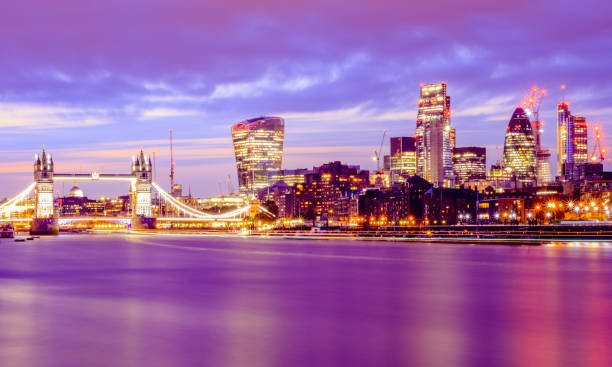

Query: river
[{"left": 1, "top": 234, "right": 611, "bottom": 366}]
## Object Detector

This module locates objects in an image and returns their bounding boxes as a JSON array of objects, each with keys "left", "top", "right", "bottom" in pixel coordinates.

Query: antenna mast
[
  {"left": 561, "top": 84, "right": 566, "bottom": 103},
  {"left": 170, "top": 129, "right": 175, "bottom": 192}
]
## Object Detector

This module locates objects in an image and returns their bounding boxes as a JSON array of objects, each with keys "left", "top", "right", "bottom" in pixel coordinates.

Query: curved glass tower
[
  {"left": 231, "top": 116, "right": 285, "bottom": 197},
  {"left": 502, "top": 107, "right": 537, "bottom": 185}
]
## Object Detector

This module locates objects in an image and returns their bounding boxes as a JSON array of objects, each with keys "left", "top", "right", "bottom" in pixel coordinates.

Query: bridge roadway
[
  {"left": 0, "top": 216, "right": 244, "bottom": 224},
  {"left": 53, "top": 173, "right": 136, "bottom": 182}
]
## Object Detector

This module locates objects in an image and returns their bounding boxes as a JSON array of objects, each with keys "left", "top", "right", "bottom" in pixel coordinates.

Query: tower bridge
[{"left": 0, "top": 147, "right": 270, "bottom": 234}]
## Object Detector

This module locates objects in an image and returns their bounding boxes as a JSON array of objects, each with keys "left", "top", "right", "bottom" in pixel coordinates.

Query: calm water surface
[{"left": 1, "top": 234, "right": 611, "bottom": 367}]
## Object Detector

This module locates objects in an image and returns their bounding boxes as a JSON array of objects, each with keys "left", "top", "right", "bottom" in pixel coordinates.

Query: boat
[
  {"left": 14, "top": 238, "right": 26, "bottom": 242},
  {"left": 0, "top": 224, "right": 15, "bottom": 238}
]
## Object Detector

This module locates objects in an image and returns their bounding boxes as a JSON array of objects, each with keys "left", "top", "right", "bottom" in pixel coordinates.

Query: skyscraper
[
  {"left": 416, "top": 83, "right": 453, "bottom": 187},
  {"left": 389, "top": 137, "right": 417, "bottom": 183},
  {"left": 502, "top": 107, "right": 537, "bottom": 185},
  {"left": 452, "top": 147, "right": 486, "bottom": 184},
  {"left": 231, "top": 116, "right": 285, "bottom": 196},
  {"left": 557, "top": 102, "right": 588, "bottom": 180}
]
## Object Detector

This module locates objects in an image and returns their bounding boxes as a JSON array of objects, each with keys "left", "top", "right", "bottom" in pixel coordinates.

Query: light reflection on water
[
  {"left": 0, "top": 234, "right": 611, "bottom": 367},
  {"left": 546, "top": 241, "right": 612, "bottom": 248}
]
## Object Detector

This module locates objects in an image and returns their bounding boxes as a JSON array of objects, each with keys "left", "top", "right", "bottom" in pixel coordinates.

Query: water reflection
[{"left": 0, "top": 235, "right": 611, "bottom": 366}]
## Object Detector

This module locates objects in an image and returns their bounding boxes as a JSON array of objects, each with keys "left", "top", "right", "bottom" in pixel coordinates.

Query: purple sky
[{"left": 0, "top": 0, "right": 611, "bottom": 198}]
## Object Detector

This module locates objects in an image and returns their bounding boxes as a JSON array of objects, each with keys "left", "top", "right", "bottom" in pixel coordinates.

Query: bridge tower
[
  {"left": 32, "top": 146, "right": 59, "bottom": 234},
  {"left": 131, "top": 149, "right": 156, "bottom": 229}
]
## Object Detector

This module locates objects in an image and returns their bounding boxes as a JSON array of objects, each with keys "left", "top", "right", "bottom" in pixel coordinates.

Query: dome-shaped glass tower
[{"left": 502, "top": 107, "right": 537, "bottom": 184}]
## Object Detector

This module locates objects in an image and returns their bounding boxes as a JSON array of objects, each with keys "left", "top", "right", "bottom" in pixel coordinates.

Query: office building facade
[
  {"left": 389, "top": 137, "right": 417, "bottom": 184},
  {"left": 231, "top": 116, "right": 285, "bottom": 196},
  {"left": 557, "top": 102, "right": 588, "bottom": 180},
  {"left": 452, "top": 147, "right": 486, "bottom": 184},
  {"left": 416, "top": 83, "right": 453, "bottom": 187},
  {"left": 502, "top": 107, "right": 537, "bottom": 185}
]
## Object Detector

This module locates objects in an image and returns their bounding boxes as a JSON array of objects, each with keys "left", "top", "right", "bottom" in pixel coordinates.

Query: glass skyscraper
[
  {"left": 502, "top": 107, "right": 537, "bottom": 184},
  {"left": 557, "top": 102, "right": 588, "bottom": 178},
  {"left": 389, "top": 137, "right": 417, "bottom": 184},
  {"left": 231, "top": 116, "right": 285, "bottom": 197},
  {"left": 416, "top": 83, "right": 453, "bottom": 187},
  {"left": 452, "top": 147, "right": 486, "bottom": 184}
]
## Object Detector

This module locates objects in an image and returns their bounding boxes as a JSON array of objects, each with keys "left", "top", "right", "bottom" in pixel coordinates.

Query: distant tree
[
  {"left": 304, "top": 208, "right": 316, "bottom": 220},
  {"left": 262, "top": 200, "right": 279, "bottom": 217}
]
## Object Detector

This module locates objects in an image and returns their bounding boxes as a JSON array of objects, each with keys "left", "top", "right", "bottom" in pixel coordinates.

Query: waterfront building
[
  {"left": 389, "top": 137, "right": 417, "bottom": 184},
  {"left": 452, "top": 147, "right": 486, "bottom": 184},
  {"left": 358, "top": 175, "right": 433, "bottom": 226},
  {"left": 267, "top": 169, "right": 311, "bottom": 186},
  {"left": 369, "top": 170, "right": 390, "bottom": 188},
  {"left": 57, "top": 185, "right": 106, "bottom": 216},
  {"left": 423, "top": 187, "right": 477, "bottom": 225},
  {"left": 557, "top": 103, "right": 588, "bottom": 180},
  {"left": 359, "top": 187, "right": 410, "bottom": 227},
  {"left": 502, "top": 107, "right": 537, "bottom": 185},
  {"left": 231, "top": 116, "right": 285, "bottom": 197},
  {"left": 579, "top": 171, "right": 612, "bottom": 221},
  {"left": 416, "top": 83, "right": 453, "bottom": 187},
  {"left": 280, "top": 161, "right": 369, "bottom": 220},
  {"left": 102, "top": 197, "right": 128, "bottom": 216},
  {"left": 330, "top": 195, "right": 359, "bottom": 226},
  {"left": 195, "top": 196, "right": 245, "bottom": 211},
  {"left": 477, "top": 191, "right": 532, "bottom": 224},
  {"left": 171, "top": 184, "right": 183, "bottom": 198}
]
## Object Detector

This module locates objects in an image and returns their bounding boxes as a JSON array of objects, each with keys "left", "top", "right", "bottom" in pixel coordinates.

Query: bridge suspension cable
[
  {"left": 152, "top": 182, "right": 253, "bottom": 219},
  {"left": 0, "top": 182, "right": 36, "bottom": 214}
]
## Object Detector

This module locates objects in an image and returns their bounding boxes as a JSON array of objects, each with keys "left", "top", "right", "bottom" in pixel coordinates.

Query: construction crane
[
  {"left": 590, "top": 125, "right": 606, "bottom": 163},
  {"left": 169, "top": 129, "right": 175, "bottom": 191},
  {"left": 372, "top": 129, "right": 387, "bottom": 172},
  {"left": 522, "top": 86, "right": 552, "bottom": 185},
  {"left": 522, "top": 86, "right": 547, "bottom": 148},
  {"left": 227, "top": 174, "right": 234, "bottom": 195},
  {"left": 217, "top": 180, "right": 224, "bottom": 196}
]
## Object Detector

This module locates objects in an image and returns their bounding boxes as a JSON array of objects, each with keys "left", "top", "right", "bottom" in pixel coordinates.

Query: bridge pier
[
  {"left": 31, "top": 218, "right": 59, "bottom": 235},
  {"left": 131, "top": 216, "right": 157, "bottom": 230},
  {"left": 32, "top": 147, "right": 58, "bottom": 235}
]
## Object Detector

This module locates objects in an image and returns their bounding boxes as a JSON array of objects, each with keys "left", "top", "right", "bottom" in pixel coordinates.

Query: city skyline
[{"left": 0, "top": 1, "right": 611, "bottom": 197}]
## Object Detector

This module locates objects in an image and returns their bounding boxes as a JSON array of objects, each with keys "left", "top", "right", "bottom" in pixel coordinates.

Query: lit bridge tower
[
  {"left": 32, "top": 147, "right": 59, "bottom": 234},
  {"left": 131, "top": 149, "right": 155, "bottom": 229}
]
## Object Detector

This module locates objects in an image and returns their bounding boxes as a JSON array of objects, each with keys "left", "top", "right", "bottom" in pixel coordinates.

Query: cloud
[
  {"left": 0, "top": 103, "right": 111, "bottom": 129},
  {"left": 140, "top": 108, "right": 201, "bottom": 119},
  {"left": 281, "top": 104, "right": 415, "bottom": 123},
  {"left": 0, "top": 0, "right": 611, "bottom": 196}
]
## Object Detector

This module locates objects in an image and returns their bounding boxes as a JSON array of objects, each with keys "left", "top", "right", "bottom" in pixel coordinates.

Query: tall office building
[
  {"left": 231, "top": 116, "right": 285, "bottom": 196},
  {"left": 452, "top": 147, "right": 486, "bottom": 184},
  {"left": 502, "top": 107, "right": 537, "bottom": 184},
  {"left": 535, "top": 149, "right": 553, "bottom": 185},
  {"left": 389, "top": 137, "right": 417, "bottom": 183},
  {"left": 416, "top": 83, "right": 453, "bottom": 187},
  {"left": 557, "top": 102, "right": 588, "bottom": 179}
]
